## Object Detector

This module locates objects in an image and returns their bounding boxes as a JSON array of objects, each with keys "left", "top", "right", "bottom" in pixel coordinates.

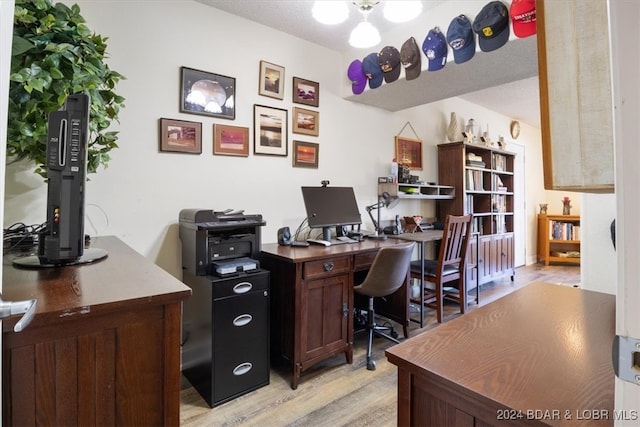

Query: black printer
[{"left": 179, "top": 209, "right": 266, "bottom": 276}]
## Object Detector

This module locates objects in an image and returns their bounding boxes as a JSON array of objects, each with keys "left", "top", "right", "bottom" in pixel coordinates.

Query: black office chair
[{"left": 353, "top": 242, "right": 416, "bottom": 371}]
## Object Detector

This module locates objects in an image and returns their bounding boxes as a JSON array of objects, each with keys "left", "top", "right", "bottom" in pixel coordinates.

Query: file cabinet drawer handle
[
  {"left": 233, "top": 314, "right": 253, "bottom": 327},
  {"left": 233, "top": 282, "right": 252, "bottom": 294},
  {"left": 233, "top": 362, "right": 253, "bottom": 376}
]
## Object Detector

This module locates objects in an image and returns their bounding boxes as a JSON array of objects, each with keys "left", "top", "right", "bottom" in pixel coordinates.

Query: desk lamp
[{"left": 366, "top": 191, "right": 399, "bottom": 240}]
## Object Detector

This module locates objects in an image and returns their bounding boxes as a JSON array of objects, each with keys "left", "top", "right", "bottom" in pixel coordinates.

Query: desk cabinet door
[{"left": 300, "top": 274, "right": 350, "bottom": 362}]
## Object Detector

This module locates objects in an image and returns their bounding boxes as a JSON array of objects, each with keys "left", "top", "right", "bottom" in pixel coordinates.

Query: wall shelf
[{"left": 379, "top": 183, "right": 455, "bottom": 200}]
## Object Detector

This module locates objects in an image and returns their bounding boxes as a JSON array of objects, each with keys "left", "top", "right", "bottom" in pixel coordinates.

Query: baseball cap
[
  {"left": 347, "top": 59, "right": 367, "bottom": 95},
  {"left": 446, "top": 15, "right": 475, "bottom": 64},
  {"left": 362, "top": 52, "right": 384, "bottom": 89},
  {"left": 422, "top": 28, "right": 447, "bottom": 71},
  {"left": 400, "top": 37, "right": 421, "bottom": 80},
  {"left": 378, "top": 46, "right": 401, "bottom": 83},
  {"left": 510, "top": 0, "right": 536, "bottom": 38},
  {"left": 472, "top": 1, "right": 510, "bottom": 52}
]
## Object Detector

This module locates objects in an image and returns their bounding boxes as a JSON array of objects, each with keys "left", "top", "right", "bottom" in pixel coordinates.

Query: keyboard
[{"left": 336, "top": 236, "right": 358, "bottom": 243}]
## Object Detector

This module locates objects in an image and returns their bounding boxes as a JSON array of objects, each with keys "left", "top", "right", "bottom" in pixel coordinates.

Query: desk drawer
[
  {"left": 303, "top": 256, "right": 350, "bottom": 280},
  {"left": 354, "top": 251, "right": 377, "bottom": 271}
]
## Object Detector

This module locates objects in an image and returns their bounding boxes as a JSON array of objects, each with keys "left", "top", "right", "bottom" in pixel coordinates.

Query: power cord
[{"left": 3, "top": 221, "right": 47, "bottom": 252}]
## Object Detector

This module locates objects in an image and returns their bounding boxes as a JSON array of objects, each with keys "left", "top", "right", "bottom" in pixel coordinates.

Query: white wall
[{"left": 3, "top": 0, "right": 599, "bottom": 282}]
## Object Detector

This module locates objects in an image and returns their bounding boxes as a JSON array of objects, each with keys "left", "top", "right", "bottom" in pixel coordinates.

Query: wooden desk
[
  {"left": 394, "top": 230, "right": 443, "bottom": 327},
  {"left": 261, "top": 238, "right": 410, "bottom": 389},
  {"left": 385, "top": 282, "right": 615, "bottom": 427},
  {"left": 2, "top": 236, "right": 191, "bottom": 426}
]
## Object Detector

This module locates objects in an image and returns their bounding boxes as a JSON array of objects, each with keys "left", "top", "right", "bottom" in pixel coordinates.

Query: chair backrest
[
  {"left": 437, "top": 214, "right": 473, "bottom": 275},
  {"left": 356, "top": 242, "right": 416, "bottom": 298}
]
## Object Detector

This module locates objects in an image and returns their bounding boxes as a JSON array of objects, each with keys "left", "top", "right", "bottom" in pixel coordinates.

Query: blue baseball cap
[
  {"left": 422, "top": 28, "right": 447, "bottom": 71},
  {"left": 447, "top": 15, "right": 476, "bottom": 64},
  {"left": 473, "top": 1, "right": 510, "bottom": 52},
  {"left": 362, "top": 52, "right": 384, "bottom": 89},
  {"left": 347, "top": 59, "right": 367, "bottom": 95}
]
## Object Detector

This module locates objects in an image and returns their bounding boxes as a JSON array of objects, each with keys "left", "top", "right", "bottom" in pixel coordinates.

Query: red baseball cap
[{"left": 510, "top": 0, "right": 536, "bottom": 38}]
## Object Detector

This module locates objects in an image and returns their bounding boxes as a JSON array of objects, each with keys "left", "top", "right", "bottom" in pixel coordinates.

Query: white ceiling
[{"left": 194, "top": 0, "right": 541, "bottom": 127}]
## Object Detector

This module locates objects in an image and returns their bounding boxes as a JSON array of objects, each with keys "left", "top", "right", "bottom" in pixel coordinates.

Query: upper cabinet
[{"left": 537, "top": 0, "right": 615, "bottom": 192}]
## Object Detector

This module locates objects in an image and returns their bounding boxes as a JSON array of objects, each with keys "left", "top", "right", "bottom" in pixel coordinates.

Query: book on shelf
[
  {"left": 466, "top": 169, "right": 485, "bottom": 191},
  {"left": 549, "top": 221, "right": 580, "bottom": 240},
  {"left": 493, "top": 154, "right": 507, "bottom": 171}
]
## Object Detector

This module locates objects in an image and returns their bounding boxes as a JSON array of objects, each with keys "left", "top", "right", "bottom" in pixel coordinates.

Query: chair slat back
[{"left": 438, "top": 214, "right": 473, "bottom": 272}]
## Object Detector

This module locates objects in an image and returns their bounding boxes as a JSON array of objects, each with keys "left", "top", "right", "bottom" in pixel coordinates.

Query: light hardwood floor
[{"left": 180, "top": 263, "right": 581, "bottom": 427}]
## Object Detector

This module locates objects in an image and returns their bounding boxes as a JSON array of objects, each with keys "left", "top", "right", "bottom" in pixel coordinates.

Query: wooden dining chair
[{"left": 410, "top": 214, "right": 473, "bottom": 323}]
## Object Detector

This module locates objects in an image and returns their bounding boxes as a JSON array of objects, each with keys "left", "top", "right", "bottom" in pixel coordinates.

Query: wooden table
[
  {"left": 2, "top": 236, "right": 191, "bottom": 426},
  {"left": 394, "top": 229, "right": 443, "bottom": 327},
  {"left": 386, "top": 282, "right": 615, "bottom": 427},
  {"left": 261, "top": 238, "right": 411, "bottom": 389}
]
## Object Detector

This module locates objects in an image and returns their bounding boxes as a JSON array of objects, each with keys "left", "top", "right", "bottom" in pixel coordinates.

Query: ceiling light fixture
[{"left": 312, "top": 1, "right": 423, "bottom": 49}]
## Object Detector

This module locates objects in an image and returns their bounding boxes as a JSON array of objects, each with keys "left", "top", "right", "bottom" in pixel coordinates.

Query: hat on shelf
[
  {"left": 347, "top": 59, "right": 367, "bottom": 95},
  {"left": 446, "top": 14, "right": 476, "bottom": 64},
  {"left": 362, "top": 52, "right": 384, "bottom": 89},
  {"left": 400, "top": 37, "right": 421, "bottom": 80},
  {"left": 422, "top": 28, "right": 448, "bottom": 71},
  {"left": 510, "top": 0, "right": 536, "bottom": 38},
  {"left": 378, "top": 46, "right": 402, "bottom": 83},
  {"left": 472, "top": 0, "right": 510, "bottom": 52}
]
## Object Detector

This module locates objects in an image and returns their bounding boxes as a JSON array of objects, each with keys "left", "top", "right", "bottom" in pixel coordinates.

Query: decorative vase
[
  {"left": 539, "top": 204, "right": 548, "bottom": 214},
  {"left": 447, "top": 112, "right": 459, "bottom": 142},
  {"left": 562, "top": 197, "right": 571, "bottom": 215}
]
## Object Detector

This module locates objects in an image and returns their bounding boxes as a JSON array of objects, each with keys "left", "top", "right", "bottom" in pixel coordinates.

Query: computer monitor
[{"left": 301, "top": 186, "right": 362, "bottom": 241}]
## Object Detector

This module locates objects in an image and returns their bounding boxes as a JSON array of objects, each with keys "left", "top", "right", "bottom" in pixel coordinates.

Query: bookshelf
[
  {"left": 537, "top": 214, "right": 581, "bottom": 265},
  {"left": 437, "top": 142, "right": 516, "bottom": 288}
]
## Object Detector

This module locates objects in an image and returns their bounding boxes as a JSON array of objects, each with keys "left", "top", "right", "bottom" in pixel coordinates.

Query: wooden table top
[
  {"left": 386, "top": 282, "right": 616, "bottom": 426},
  {"left": 394, "top": 229, "right": 443, "bottom": 244},
  {"left": 2, "top": 236, "right": 191, "bottom": 331}
]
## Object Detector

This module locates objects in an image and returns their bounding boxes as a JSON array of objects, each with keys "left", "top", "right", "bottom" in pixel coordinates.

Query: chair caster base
[{"left": 366, "top": 359, "right": 376, "bottom": 371}]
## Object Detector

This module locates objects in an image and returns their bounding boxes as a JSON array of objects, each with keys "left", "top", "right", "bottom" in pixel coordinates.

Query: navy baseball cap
[
  {"left": 378, "top": 46, "right": 401, "bottom": 83},
  {"left": 347, "top": 59, "right": 367, "bottom": 95},
  {"left": 422, "top": 28, "right": 447, "bottom": 71},
  {"left": 362, "top": 52, "right": 384, "bottom": 89},
  {"left": 473, "top": 1, "right": 510, "bottom": 52},
  {"left": 447, "top": 15, "right": 476, "bottom": 64}
]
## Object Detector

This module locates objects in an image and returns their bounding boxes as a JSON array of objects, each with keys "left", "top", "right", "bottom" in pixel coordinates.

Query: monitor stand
[{"left": 12, "top": 248, "right": 108, "bottom": 269}]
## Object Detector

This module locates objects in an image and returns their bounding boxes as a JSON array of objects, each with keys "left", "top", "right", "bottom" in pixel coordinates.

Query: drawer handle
[
  {"left": 233, "top": 314, "right": 253, "bottom": 327},
  {"left": 233, "top": 362, "right": 253, "bottom": 376},
  {"left": 233, "top": 282, "right": 253, "bottom": 294},
  {"left": 323, "top": 262, "right": 334, "bottom": 272}
]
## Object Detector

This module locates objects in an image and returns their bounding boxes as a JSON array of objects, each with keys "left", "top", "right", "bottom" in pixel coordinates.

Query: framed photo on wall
[
  {"left": 292, "top": 107, "right": 319, "bottom": 136},
  {"left": 253, "top": 104, "right": 288, "bottom": 156},
  {"left": 293, "top": 141, "right": 319, "bottom": 168},
  {"left": 258, "top": 61, "right": 285, "bottom": 100},
  {"left": 213, "top": 124, "right": 249, "bottom": 157},
  {"left": 180, "top": 66, "right": 236, "bottom": 120},
  {"left": 395, "top": 136, "right": 422, "bottom": 169},
  {"left": 159, "top": 118, "right": 202, "bottom": 154},
  {"left": 292, "top": 77, "right": 319, "bottom": 107}
]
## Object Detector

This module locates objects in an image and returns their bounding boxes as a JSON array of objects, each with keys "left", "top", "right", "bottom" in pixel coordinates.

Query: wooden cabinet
[
  {"left": 537, "top": 214, "right": 581, "bottom": 265},
  {"left": 438, "top": 142, "right": 515, "bottom": 285},
  {"left": 2, "top": 236, "right": 191, "bottom": 426},
  {"left": 386, "top": 282, "right": 615, "bottom": 427}
]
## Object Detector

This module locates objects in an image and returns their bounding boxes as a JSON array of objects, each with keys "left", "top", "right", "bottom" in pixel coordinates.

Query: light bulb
[
  {"left": 312, "top": 1, "right": 349, "bottom": 25},
  {"left": 349, "top": 21, "right": 381, "bottom": 48},
  {"left": 383, "top": 1, "right": 422, "bottom": 23}
]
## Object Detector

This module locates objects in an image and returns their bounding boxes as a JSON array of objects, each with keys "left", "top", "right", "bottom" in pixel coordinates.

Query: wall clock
[{"left": 510, "top": 120, "right": 521, "bottom": 139}]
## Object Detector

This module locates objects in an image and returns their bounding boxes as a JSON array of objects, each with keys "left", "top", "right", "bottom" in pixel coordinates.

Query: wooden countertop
[
  {"left": 385, "top": 282, "right": 615, "bottom": 426},
  {"left": 2, "top": 235, "right": 191, "bottom": 332}
]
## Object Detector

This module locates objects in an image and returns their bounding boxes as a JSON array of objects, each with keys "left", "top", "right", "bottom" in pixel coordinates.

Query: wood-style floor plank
[{"left": 180, "top": 263, "right": 580, "bottom": 426}]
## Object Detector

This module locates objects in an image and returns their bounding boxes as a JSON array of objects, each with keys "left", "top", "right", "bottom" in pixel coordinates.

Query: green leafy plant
[{"left": 8, "top": 0, "right": 125, "bottom": 178}]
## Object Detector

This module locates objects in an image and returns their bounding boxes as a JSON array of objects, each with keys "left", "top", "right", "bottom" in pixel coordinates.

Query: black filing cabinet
[
  {"left": 182, "top": 269, "right": 270, "bottom": 407},
  {"left": 179, "top": 209, "right": 269, "bottom": 407}
]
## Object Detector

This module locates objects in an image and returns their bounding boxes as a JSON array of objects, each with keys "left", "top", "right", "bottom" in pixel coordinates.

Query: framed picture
[
  {"left": 395, "top": 136, "right": 423, "bottom": 169},
  {"left": 254, "top": 104, "right": 288, "bottom": 156},
  {"left": 213, "top": 124, "right": 249, "bottom": 157},
  {"left": 180, "top": 66, "right": 235, "bottom": 120},
  {"left": 292, "top": 77, "right": 319, "bottom": 107},
  {"left": 258, "top": 60, "right": 285, "bottom": 100},
  {"left": 293, "top": 141, "right": 319, "bottom": 168},
  {"left": 292, "top": 107, "right": 319, "bottom": 136},
  {"left": 159, "top": 118, "right": 202, "bottom": 154}
]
